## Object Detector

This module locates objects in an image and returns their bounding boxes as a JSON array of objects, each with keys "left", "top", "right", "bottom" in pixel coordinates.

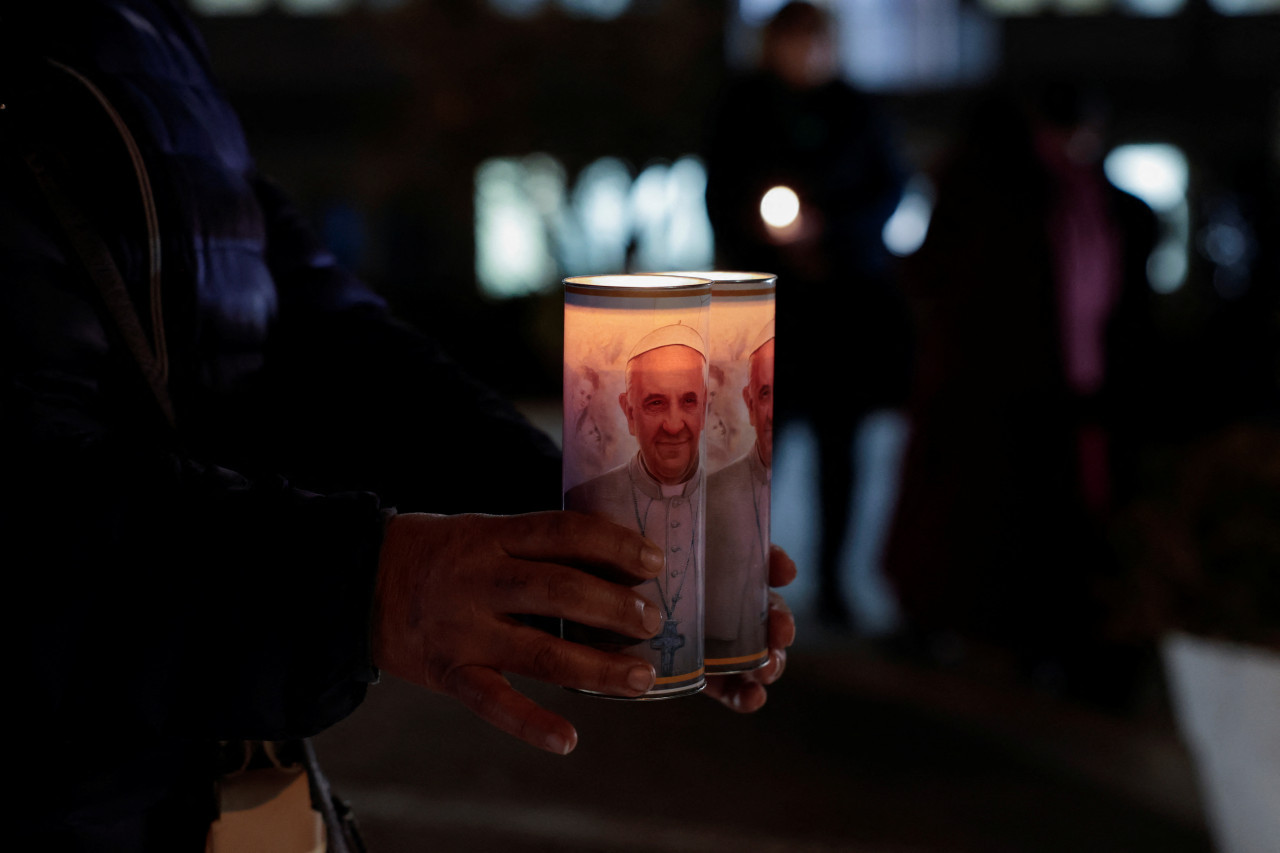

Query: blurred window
[
  {"left": 731, "top": 0, "right": 999, "bottom": 93},
  {"left": 978, "top": 0, "right": 1190, "bottom": 12},
  {"left": 1207, "top": 0, "right": 1280, "bottom": 13},
  {"left": 488, "top": 0, "right": 631, "bottom": 17},
  {"left": 1104, "top": 143, "right": 1191, "bottom": 293},
  {"left": 882, "top": 174, "right": 934, "bottom": 258},
  {"left": 474, "top": 154, "right": 715, "bottom": 299},
  {"left": 737, "top": 0, "right": 789, "bottom": 25}
]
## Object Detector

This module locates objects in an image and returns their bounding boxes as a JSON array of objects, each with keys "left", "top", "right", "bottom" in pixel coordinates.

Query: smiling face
[
  {"left": 619, "top": 344, "right": 707, "bottom": 485},
  {"left": 744, "top": 338, "right": 775, "bottom": 468}
]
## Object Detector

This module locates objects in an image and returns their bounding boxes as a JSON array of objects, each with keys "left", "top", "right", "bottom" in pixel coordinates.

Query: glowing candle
[
  {"left": 652, "top": 271, "right": 776, "bottom": 674},
  {"left": 562, "top": 273, "right": 712, "bottom": 699},
  {"left": 760, "top": 185, "right": 800, "bottom": 229}
]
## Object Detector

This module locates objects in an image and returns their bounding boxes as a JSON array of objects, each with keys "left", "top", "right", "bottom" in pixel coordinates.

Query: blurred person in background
[
  {"left": 0, "top": 2, "right": 796, "bottom": 849},
  {"left": 703, "top": 0, "right": 911, "bottom": 631},
  {"left": 881, "top": 81, "right": 1159, "bottom": 706}
]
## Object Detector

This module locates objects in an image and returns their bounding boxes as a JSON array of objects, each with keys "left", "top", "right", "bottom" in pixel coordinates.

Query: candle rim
[
  {"left": 644, "top": 270, "right": 776, "bottom": 285},
  {"left": 563, "top": 274, "right": 712, "bottom": 291}
]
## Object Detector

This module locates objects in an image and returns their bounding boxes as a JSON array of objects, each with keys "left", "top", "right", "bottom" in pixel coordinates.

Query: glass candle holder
[
  {"left": 653, "top": 271, "right": 776, "bottom": 674},
  {"left": 562, "top": 273, "right": 713, "bottom": 699}
]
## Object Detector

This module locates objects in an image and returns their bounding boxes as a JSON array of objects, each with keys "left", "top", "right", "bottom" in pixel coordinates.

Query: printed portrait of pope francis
[
  {"left": 563, "top": 323, "right": 707, "bottom": 683},
  {"left": 705, "top": 319, "right": 774, "bottom": 669}
]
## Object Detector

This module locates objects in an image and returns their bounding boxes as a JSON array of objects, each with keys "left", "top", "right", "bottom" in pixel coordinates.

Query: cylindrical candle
[
  {"left": 655, "top": 271, "right": 776, "bottom": 674},
  {"left": 562, "top": 273, "right": 713, "bottom": 699}
]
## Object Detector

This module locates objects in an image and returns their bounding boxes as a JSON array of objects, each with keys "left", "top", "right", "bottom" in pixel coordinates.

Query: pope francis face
[
  {"left": 744, "top": 338, "right": 775, "bottom": 468},
  {"left": 620, "top": 344, "right": 707, "bottom": 485}
]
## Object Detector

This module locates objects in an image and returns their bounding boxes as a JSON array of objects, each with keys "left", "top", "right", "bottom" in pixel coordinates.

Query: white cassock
[
  {"left": 564, "top": 452, "right": 703, "bottom": 681},
  {"left": 704, "top": 444, "right": 770, "bottom": 664}
]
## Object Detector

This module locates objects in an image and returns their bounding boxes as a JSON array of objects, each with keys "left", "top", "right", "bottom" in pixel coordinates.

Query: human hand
[
  {"left": 702, "top": 544, "right": 798, "bottom": 712},
  {"left": 372, "top": 511, "right": 665, "bottom": 755}
]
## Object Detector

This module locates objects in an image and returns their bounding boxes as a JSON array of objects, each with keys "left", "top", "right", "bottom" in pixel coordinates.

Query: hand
[
  {"left": 702, "top": 544, "right": 798, "bottom": 713},
  {"left": 372, "top": 511, "right": 665, "bottom": 755}
]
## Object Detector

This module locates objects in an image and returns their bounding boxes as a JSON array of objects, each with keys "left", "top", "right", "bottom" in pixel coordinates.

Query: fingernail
[
  {"left": 546, "top": 733, "right": 574, "bottom": 755},
  {"left": 763, "top": 649, "right": 786, "bottom": 684},
  {"left": 627, "top": 665, "right": 655, "bottom": 694},
  {"left": 639, "top": 601, "right": 661, "bottom": 635},
  {"left": 640, "top": 542, "right": 664, "bottom": 575}
]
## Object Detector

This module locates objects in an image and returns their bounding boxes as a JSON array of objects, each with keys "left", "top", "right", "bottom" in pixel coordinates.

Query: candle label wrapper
[
  {"left": 689, "top": 272, "right": 776, "bottom": 675},
  {"left": 562, "top": 275, "right": 712, "bottom": 699}
]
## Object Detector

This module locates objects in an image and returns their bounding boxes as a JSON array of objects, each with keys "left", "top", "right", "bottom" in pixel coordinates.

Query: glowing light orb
[{"left": 760, "top": 186, "right": 800, "bottom": 229}]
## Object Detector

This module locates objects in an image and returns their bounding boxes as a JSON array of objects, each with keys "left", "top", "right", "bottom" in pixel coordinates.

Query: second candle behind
[{"left": 654, "top": 270, "right": 776, "bottom": 674}]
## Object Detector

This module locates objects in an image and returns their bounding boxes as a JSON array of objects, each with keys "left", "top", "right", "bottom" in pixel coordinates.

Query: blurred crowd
[{"left": 704, "top": 1, "right": 1280, "bottom": 714}]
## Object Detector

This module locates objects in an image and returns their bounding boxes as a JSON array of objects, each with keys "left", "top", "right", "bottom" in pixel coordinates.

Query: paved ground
[
  {"left": 313, "top": 406, "right": 1215, "bottom": 852},
  {"left": 312, "top": 625, "right": 1212, "bottom": 853}
]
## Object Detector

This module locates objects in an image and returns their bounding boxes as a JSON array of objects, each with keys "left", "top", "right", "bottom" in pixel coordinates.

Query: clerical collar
[{"left": 629, "top": 452, "right": 701, "bottom": 500}]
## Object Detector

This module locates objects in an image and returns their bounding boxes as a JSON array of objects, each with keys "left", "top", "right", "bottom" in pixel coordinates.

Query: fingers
[
  {"left": 768, "top": 544, "right": 798, "bottom": 588},
  {"left": 755, "top": 648, "right": 787, "bottom": 686},
  {"left": 447, "top": 665, "right": 579, "bottom": 755},
  {"left": 496, "top": 511, "right": 664, "bottom": 583},
  {"left": 768, "top": 590, "right": 797, "bottom": 651},
  {"left": 488, "top": 559, "right": 662, "bottom": 639},
  {"left": 703, "top": 674, "right": 768, "bottom": 713},
  {"left": 497, "top": 623, "right": 656, "bottom": 698}
]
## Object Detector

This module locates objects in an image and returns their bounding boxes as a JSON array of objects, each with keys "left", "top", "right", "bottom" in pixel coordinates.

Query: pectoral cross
[{"left": 650, "top": 619, "right": 685, "bottom": 678}]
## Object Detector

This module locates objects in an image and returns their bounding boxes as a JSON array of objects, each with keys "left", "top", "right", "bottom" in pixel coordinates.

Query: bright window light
[
  {"left": 661, "top": 157, "right": 715, "bottom": 272},
  {"left": 1208, "top": 0, "right": 1280, "bottom": 14},
  {"left": 572, "top": 157, "right": 632, "bottom": 275},
  {"left": 1104, "top": 144, "right": 1189, "bottom": 212},
  {"left": 738, "top": 0, "right": 788, "bottom": 25},
  {"left": 628, "top": 158, "right": 715, "bottom": 273},
  {"left": 475, "top": 158, "right": 558, "bottom": 298},
  {"left": 475, "top": 154, "right": 715, "bottom": 298},
  {"left": 882, "top": 175, "right": 934, "bottom": 257},
  {"left": 1105, "top": 143, "right": 1192, "bottom": 293}
]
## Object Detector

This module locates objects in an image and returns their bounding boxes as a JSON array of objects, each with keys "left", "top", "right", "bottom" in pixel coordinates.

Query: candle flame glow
[{"left": 760, "top": 186, "right": 800, "bottom": 229}]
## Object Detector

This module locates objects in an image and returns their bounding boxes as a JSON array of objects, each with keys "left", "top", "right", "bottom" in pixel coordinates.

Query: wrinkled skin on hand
[
  {"left": 374, "top": 513, "right": 798, "bottom": 754},
  {"left": 374, "top": 511, "right": 665, "bottom": 755},
  {"left": 702, "top": 544, "right": 797, "bottom": 713}
]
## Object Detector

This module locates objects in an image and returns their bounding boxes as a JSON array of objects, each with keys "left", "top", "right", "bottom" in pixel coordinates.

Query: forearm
[{"left": 8, "top": 432, "right": 388, "bottom": 742}]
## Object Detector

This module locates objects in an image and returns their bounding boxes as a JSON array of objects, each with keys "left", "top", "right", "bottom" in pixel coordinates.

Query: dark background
[
  {"left": 195, "top": 0, "right": 1280, "bottom": 409},
  {"left": 187, "top": 3, "right": 1278, "bottom": 849}
]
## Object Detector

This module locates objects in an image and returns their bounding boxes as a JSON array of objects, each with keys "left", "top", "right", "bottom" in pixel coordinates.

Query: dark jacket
[{"left": 1, "top": 2, "right": 559, "bottom": 847}]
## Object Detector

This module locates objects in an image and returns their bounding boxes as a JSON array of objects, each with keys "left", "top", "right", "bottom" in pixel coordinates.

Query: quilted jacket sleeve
[
  {"left": 0, "top": 146, "right": 389, "bottom": 743},
  {"left": 250, "top": 172, "right": 563, "bottom": 518}
]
